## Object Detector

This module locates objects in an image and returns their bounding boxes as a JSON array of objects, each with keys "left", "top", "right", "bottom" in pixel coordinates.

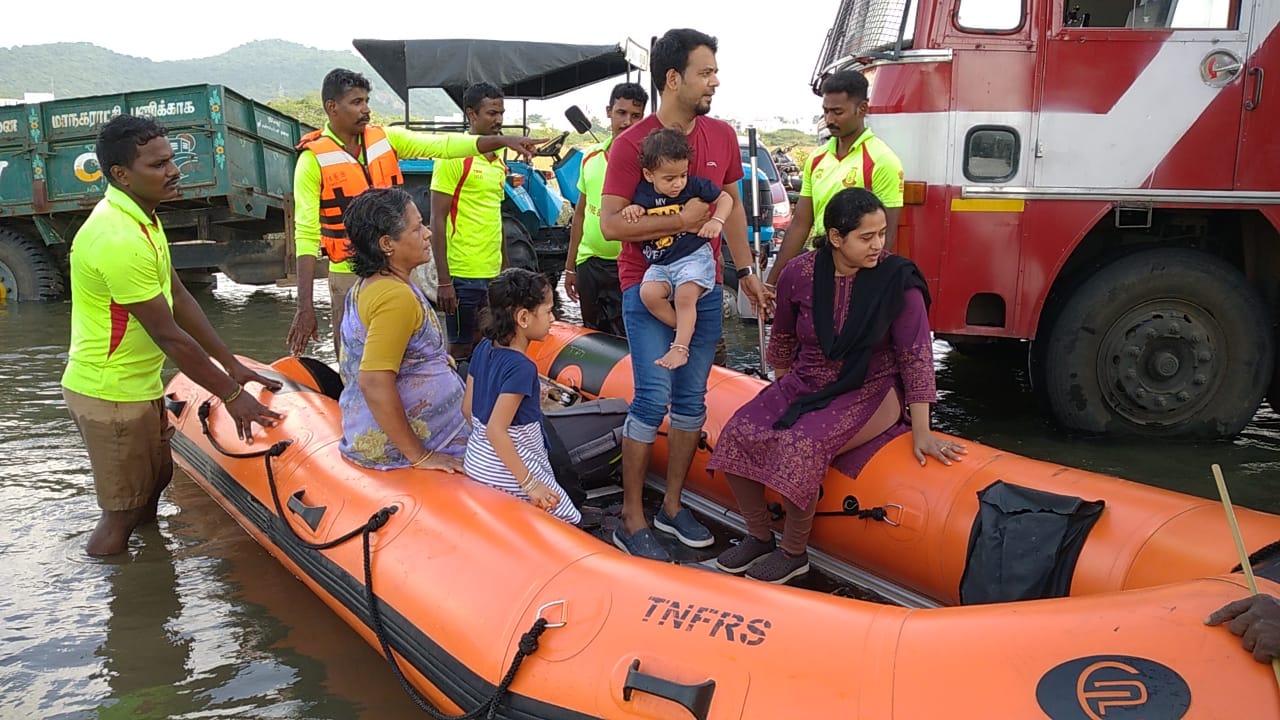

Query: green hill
[{"left": 0, "top": 40, "right": 457, "bottom": 120}]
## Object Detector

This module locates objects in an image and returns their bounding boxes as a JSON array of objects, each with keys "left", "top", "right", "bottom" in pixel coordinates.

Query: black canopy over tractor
[
  {"left": 352, "top": 38, "right": 648, "bottom": 109},
  {"left": 349, "top": 38, "right": 650, "bottom": 299}
]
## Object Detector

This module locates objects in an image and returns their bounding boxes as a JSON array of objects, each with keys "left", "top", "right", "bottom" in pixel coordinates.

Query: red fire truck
[{"left": 813, "top": 0, "right": 1280, "bottom": 441}]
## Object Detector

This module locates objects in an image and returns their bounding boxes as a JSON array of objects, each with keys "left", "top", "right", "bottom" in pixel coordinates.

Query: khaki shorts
[
  {"left": 327, "top": 271, "right": 359, "bottom": 359},
  {"left": 63, "top": 388, "right": 174, "bottom": 512},
  {"left": 327, "top": 271, "right": 359, "bottom": 333}
]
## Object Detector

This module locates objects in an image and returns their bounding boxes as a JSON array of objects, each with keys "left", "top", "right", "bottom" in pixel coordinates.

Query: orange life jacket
[{"left": 297, "top": 126, "right": 404, "bottom": 263}]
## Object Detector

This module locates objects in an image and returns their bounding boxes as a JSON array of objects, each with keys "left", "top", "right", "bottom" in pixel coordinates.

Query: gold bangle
[
  {"left": 222, "top": 386, "right": 242, "bottom": 404},
  {"left": 412, "top": 450, "right": 434, "bottom": 468},
  {"left": 519, "top": 469, "right": 537, "bottom": 492}
]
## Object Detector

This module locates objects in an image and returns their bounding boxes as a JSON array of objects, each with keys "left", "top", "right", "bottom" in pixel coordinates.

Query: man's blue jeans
[{"left": 621, "top": 284, "right": 722, "bottom": 442}]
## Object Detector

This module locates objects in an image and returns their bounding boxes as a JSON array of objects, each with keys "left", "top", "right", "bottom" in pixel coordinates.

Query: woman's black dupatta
[{"left": 773, "top": 250, "right": 930, "bottom": 429}]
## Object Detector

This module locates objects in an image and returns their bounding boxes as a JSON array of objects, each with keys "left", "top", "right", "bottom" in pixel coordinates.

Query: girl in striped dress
[{"left": 462, "top": 269, "right": 582, "bottom": 524}]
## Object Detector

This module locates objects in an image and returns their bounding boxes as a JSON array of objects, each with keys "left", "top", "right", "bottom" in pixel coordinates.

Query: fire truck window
[
  {"left": 956, "top": 0, "right": 1024, "bottom": 32},
  {"left": 964, "top": 127, "right": 1019, "bottom": 183},
  {"left": 1063, "top": 0, "right": 1236, "bottom": 29}
]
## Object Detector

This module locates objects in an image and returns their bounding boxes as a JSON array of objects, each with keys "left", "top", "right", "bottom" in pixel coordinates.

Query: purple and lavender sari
[{"left": 338, "top": 279, "right": 470, "bottom": 469}]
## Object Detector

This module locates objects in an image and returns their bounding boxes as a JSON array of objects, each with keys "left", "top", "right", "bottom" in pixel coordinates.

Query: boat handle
[
  {"left": 287, "top": 489, "right": 327, "bottom": 531},
  {"left": 536, "top": 599, "right": 567, "bottom": 628},
  {"left": 622, "top": 659, "right": 715, "bottom": 720},
  {"left": 882, "top": 503, "right": 904, "bottom": 527},
  {"left": 1246, "top": 67, "right": 1264, "bottom": 111}
]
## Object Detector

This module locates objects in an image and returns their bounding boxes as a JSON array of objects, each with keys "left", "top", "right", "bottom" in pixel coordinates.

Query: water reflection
[{"left": 91, "top": 528, "right": 188, "bottom": 719}]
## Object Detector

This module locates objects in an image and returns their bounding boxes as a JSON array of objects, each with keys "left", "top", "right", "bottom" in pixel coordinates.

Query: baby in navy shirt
[{"left": 621, "top": 128, "right": 731, "bottom": 369}]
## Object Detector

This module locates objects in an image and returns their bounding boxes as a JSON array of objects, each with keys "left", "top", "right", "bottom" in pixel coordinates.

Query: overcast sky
[{"left": 4, "top": 0, "right": 844, "bottom": 129}]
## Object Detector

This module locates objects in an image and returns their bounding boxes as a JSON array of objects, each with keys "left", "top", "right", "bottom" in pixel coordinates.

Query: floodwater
[{"left": 2, "top": 277, "right": 1277, "bottom": 718}]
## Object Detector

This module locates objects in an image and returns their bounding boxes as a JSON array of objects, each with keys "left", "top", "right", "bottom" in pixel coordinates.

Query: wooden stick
[{"left": 1211, "top": 463, "right": 1280, "bottom": 687}]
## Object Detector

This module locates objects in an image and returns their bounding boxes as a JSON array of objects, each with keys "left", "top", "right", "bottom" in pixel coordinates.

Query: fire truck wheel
[
  {"left": 0, "top": 228, "right": 65, "bottom": 302},
  {"left": 1038, "top": 248, "right": 1272, "bottom": 441}
]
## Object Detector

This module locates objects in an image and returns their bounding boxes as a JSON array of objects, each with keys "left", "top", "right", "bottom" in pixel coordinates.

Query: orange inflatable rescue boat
[{"left": 166, "top": 322, "right": 1280, "bottom": 719}]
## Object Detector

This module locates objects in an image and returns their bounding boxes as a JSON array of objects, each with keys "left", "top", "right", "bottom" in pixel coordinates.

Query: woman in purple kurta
[{"left": 708, "top": 188, "right": 965, "bottom": 584}]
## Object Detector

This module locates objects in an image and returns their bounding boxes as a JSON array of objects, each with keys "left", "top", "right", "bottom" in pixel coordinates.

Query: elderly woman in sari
[
  {"left": 708, "top": 187, "right": 966, "bottom": 584},
  {"left": 337, "top": 187, "right": 467, "bottom": 472}
]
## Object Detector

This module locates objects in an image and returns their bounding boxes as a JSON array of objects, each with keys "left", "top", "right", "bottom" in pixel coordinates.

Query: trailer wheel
[
  {"left": 0, "top": 229, "right": 65, "bottom": 302},
  {"left": 1036, "top": 248, "right": 1272, "bottom": 440}
]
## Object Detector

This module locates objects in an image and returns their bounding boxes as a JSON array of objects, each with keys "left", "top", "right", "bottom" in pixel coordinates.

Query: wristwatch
[{"left": 735, "top": 266, "right": 754, "bottom": 279}]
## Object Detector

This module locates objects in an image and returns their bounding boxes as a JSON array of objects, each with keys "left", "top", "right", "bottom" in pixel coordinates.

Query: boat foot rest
[
  {"left": 623, "top": 658, "right": 715, "bottom": 720},
  {"left": 287, "top": 489, "right": 327, "bottom": 531},
  {"left": 164, "top": 393, "right": 188, "bottom": 418}
]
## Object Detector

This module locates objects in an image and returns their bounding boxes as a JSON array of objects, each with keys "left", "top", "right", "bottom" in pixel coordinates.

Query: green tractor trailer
[{"left": 0, "top": 84, "right": 308, "bottom": 301}]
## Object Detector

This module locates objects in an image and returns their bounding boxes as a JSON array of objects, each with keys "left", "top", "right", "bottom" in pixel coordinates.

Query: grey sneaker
[
  {"left": 653, "top": 507, "right": 714, "bottom": 548},
  {"left": 715, "top": 534, "right": 776, "bottom": 574},
  {"left": 745, "top": 549, "right": 810, "bottom": 584}
]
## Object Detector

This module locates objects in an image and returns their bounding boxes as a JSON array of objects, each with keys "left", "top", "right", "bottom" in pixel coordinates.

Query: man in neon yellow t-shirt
[
  {"left": 766, "top": 70, "right": 904, "bottom": 287},
  {"left": 287, "top": 69, "right": 541, "bottom": 360},
  {"left": 564, "top": 82, "right": 648, "bottom": 336},
  {"left": 430, "top": 82, "right": 517, "bottom": 361},
  {"left": 62, "top": 115, "right": 282, "bottom": 556}
]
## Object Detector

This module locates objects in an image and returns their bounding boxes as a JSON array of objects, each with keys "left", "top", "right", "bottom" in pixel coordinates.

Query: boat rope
[
  {"left": 198, "top": 399, "right": 391, "bottom": 550},
  {"left": 363, "top": 524, "right": 551, "bottom": 719},
  {"left": 733, "top": 365, "right": 769, "bottom": 380},
  {"left": 815, "top": 506, "right": 891, "bottom": 520},
  {"left": 770, "top": 496, "right": 898, "bottom": 522},
  {"left": 198, "top": 398, "right": 552, "bottom": 718}
]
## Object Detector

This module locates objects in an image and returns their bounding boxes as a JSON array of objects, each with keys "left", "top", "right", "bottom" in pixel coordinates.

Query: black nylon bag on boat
[
  {"left": 541, "top": 398, "right": 629, "bottom": 498},
  {"left": 959, "top": 480, "right": 1105, "bottom": 605}
]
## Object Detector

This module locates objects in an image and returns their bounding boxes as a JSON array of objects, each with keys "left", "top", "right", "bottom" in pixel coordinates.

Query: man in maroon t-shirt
[{"left": 600, "top": 27, "right": 770, "bottom": 562}]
